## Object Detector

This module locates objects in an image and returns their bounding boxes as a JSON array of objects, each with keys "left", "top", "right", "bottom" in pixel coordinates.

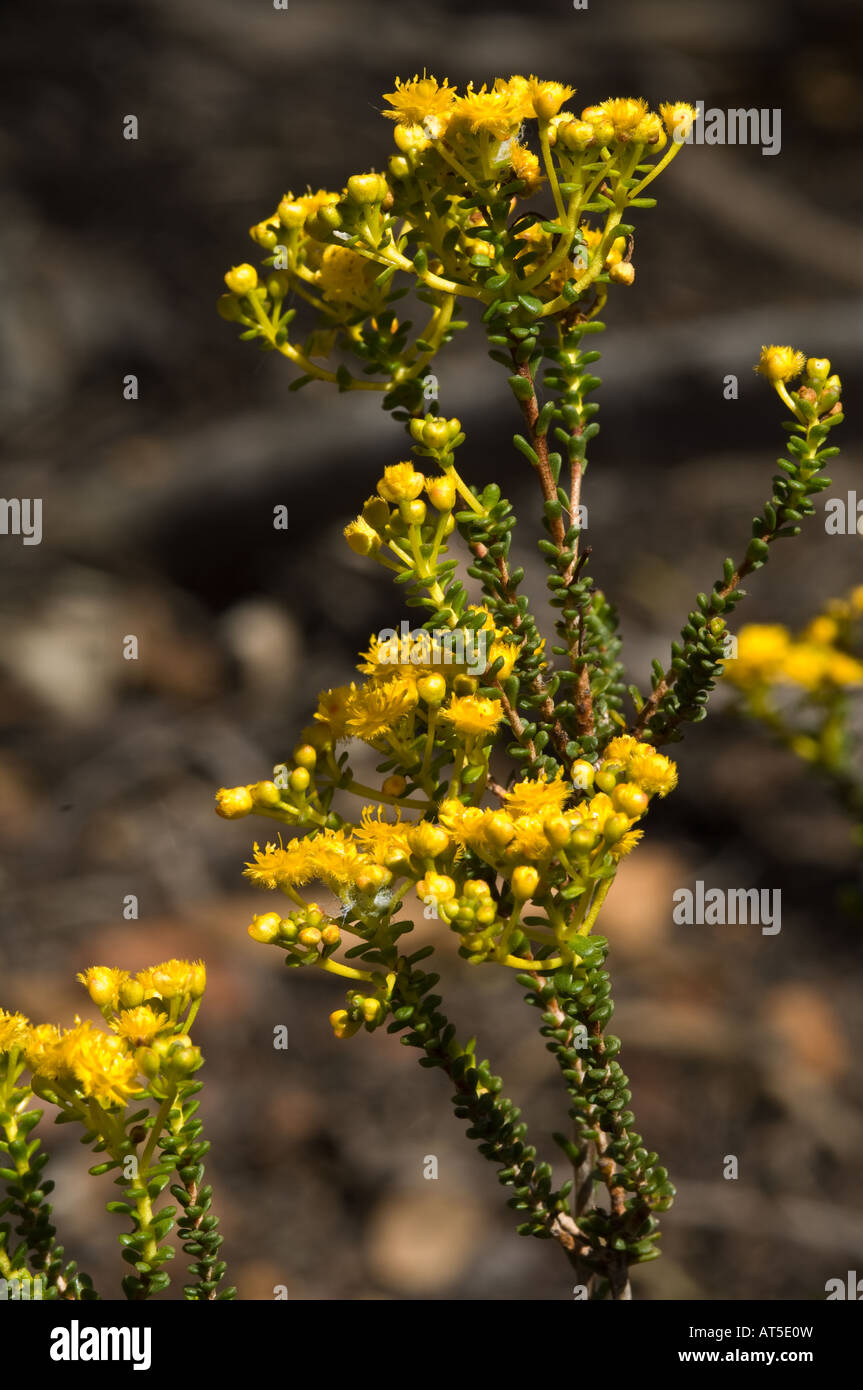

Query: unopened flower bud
[
  {"left": 609, "top": 261, "right": 635, "bottom": 285},
  {"left": 217, "top": 294, "right": 244, "bottom": 322},
  {"left": 543, "top": 815, "right": 572, "bottom": 848},
  {"left": 399, "top": 498, "right": 427, "bottom": 525},
  {"left": 224, "top": 264, "right": 258, "bottom": 296},
  {"left": 611, "top": 783, "right": 649, "bottom": 818},
  {"left": 417, "top": 673, "right": 447, "bottom": 704},
  {"left": 511, "top": 865, "right": 540, "bottom": 900},
  {"left": 249, "top": 912, "right": 283, "bottom": 944},
  {"left": 252, "top": 780, "right": 282, "bottom": 808},
  {"left": 410, "top": 822, "right": 450, "bottom": 857},
  {"left": 278, "top": 197, "right": 307, "bottom": 228},
  {"left": 426, "top": 475, "right": 456, "bottom": 511},
  {"left": 487, "top": 812, "right": 515, "bottom": 848},
  {"left": 604, "top": 813, "right": 631, "bottom": 845},
  {"left": 382, "top": 774, "right": 407, "bottom": 797},
  {"left": 347, "top": 173, "right": 388, "bottom": 205},
  {"left": 805, "top": 357, "right": 830, "bottom": 383}
]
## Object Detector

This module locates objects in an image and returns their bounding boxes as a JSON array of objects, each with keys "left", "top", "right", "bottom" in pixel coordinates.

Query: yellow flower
[
  {"left": 439, "top": 694, "right": 504, "bottom": 738},
  {"left": 508, "top": 144, "right": 544, "bottom": 195},
  {"left": 756, "top": 345, "right": 806, "bottom": 384},
  {"left": 659, "top": 102, "right": 698, "bottom": 141},
  {"left": 224, "top": 264, "right": 258, "bottom": 296},
  {"left": 215, "top": 785, "right": 254, "bottom": 819},
  {"left": 314, "top": 684, "right": 356, "bottom": 740},
  {"left": 344, "top": 517, "right": 382, "bottom": 556},
  {"left": 626, "top": 747, "right": 678, "bottom": 798},
  {"left": 723, "top": 624, "right": 791, "bottom": 689},
  {"left": 76, "top": 966, "right": 131, "bottom": 1010},
  {"left": 377, "top": 461, "right": 426, "bottom": 502},
  {"left": 599, "top": 97, "right": 649, "bottom": 138},
  {"left": 504, "top": 771, "right": 570, "bottom": 818},
  {"left": 782, "top": 643, "right": 863, "bottom": 690},
  {"left": 22, "top": 1023, "right": 62, "bottom": 1075},
  {"left": 486, "top": 636, "right": 520, "bottom": 680},
  {"left": 245, "top": 838, "right": 318, "bottom": 891},
  {"left": 508, "top": 814, "right": 554, "bottom": 862},
  {"left": 137, "top": 959, "right": 206, "bottom": 1002},
  {"left": 826, "top": 652, "right": 863, "bottom": 686},
  {"left": 316, "top": 245, "right": 377, "bottom": 308},
  {"left": 354, "top": 806, "right": 413, "bottom": 862},
  {"left": 453, "top": 84, "right": 527, "bottom": 136},
  {"left": 49, "top": 1022, "right": 142, "bottom": 1107},
  {"left": 113, "top": 1005, "right": 169, "bottom": 1047},
  {"left": 604, "top": 734, "right": 640, "bottom": 764},
  {"left": 525, "top": 78, "right": 576, "bottom": 120},
  {"left": 850, "top": 586, "right": 863, "bottom": 616},
  {"left": 279, "top": 189, "right": 340, "bottom": 228},
  {"left": 803, "top": 616, "right": 839, "bottom": 645},
  {"left": 345, "top": 676, "right": 418, "bottom": 741},
  {"left": 382, "top": 75, "right": 458, "bottom": 137},
  {"left": 0, "top": 1009, "right": 29, "bottom": 1055}
]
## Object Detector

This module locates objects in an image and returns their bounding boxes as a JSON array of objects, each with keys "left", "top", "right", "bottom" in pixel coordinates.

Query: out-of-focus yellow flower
[
  {"left": 723, "top": 624, "right": 792, "bottom": 689},
  {"left": 0, "top": 1009, "right": 29, "bottom": 1055}
]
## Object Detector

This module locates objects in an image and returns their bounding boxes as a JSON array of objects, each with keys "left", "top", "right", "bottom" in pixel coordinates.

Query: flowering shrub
[
  {"left": 211, "top": 75, "right": 845, "bottom": 1300},
  {"left": 1, "top": 75, "right": 845, "bottom": 1304}
]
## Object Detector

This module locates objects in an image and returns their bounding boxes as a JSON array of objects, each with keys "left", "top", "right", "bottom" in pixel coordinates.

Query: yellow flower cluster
[
  {"left": 218, "top": 75, "right": 699, "bottom": 397},
  {"left": 241, "top": 739, "right": 677, "bottom": 1009},
  {"left": 2, "top": 959, "right": 207, "bottom": 1109},
  {"left": 724, "top": 620, "right": 863, "bottom": 694},
  {"left": 381, "top": 75, "right": 692, "bottom": 150}
]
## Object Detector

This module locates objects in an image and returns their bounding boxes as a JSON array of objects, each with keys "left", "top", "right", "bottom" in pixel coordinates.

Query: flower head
[
  {"left": 453, "top": 84, "right": 527, "bottom": 136},
  {"left": 77, "top": 966, "right": 132, "bottom": 1010},
  {"left": 113, "top": 1005, "right": 170, "bottom": 1048},
  {"left": 383, "top": 75, "right": 457, "bottom": 137},
  {"left": 756, "top": 346, "right": 806, "bottom": 384},
  {"left": 137, "top": 959, "right": 206, "bottom": 1003},
  {"left": 599, "top": 97, "right": 649, "bottom": 139},
  {"left": 439, "top": 694, "right": 504, "bottom": 739},
  {"left": 504, "top": 771, "right": 570, "bottom": 818},
  {"left": 659, "top": 102, "right": 698, "bottom": 142}
]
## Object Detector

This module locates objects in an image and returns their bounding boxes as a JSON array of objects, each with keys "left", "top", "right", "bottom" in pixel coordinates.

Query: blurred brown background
[{"left": 1, "top": 0, "right": 862, "bottom": 1300}]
